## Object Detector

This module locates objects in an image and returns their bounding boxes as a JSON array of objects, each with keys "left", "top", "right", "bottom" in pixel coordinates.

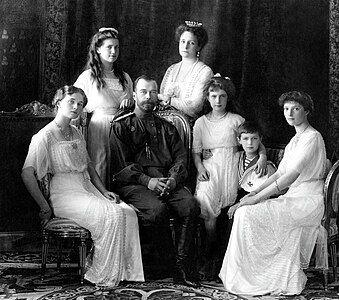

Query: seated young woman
[
  {"left": 219, "top": 91, "right": 328, "bottom": 295},
  {"left": 21, "top": 85, "right": 144, "bottom": 287}
]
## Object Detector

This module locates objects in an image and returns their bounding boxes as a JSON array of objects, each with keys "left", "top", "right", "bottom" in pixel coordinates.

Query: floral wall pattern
[
  {"left": 329, "top": 0, "right": 339, "bottom": 160},
  {"left": 0, "top": 0, "right": 40, "bottom": 111},
  {"left": 39, "top": 0, "right": 68, "bottom": 103}
]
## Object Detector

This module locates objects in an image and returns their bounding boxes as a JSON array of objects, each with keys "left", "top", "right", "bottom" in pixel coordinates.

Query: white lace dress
[
  {"left": 160, "top": 60, "right": 213, "bottom": 121},
  {"left": 74, "top": 70, "right": 133, "bottom": 188},
  {"left": 219, "top": 127, "right": 327, "bottom": 295},
  {"left": 192, "top": 113, "right": 245, "bottom": 219},
  {"left": 23, "top": 122, "right": 144, "bottom": 287}
]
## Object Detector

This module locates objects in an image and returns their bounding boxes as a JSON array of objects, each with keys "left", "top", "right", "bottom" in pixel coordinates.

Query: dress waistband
[{"left": 53, "top": 170, "right": 90, "bottom": 180}]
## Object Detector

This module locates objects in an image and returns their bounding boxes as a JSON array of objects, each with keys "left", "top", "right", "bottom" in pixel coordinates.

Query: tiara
[
  {"left": 99, "top": 27, "right": 119, "bottom": 34},
  {"left": 214, "top": 73, "right": 230, "bottom": 80},
  {"left": 185, "top": 21, "right": 203, "bottom": 28}
]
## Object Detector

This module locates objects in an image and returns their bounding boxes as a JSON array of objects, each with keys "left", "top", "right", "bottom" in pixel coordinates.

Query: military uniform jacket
[{"left": 110, "top": 112, "right": 188, "bottom": 188}]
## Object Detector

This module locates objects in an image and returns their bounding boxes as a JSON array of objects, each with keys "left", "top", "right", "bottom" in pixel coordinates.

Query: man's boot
[
  {"left": 173, "top": 217, "right": 200, "bottom": 288},
  {"left": 154, "top": 224, "right": 176, "bottom": 278}
]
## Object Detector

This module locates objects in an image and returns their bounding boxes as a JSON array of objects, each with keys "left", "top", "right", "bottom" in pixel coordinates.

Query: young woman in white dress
[
  {"left": 219, "top": 91, "right": 328, "bottom": 295},
  {"left": 22, "top": 85, "right": 144, "bottom": 287},
  {"left": 192, "top": 74, "right": 266, "bottom": 280},
  {"left": 74, "top": 27, "right": 134, "bottom": 188}
]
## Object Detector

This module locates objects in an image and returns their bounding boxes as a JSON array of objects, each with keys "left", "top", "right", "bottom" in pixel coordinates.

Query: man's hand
[
  {"left": 148, "top": 177, "right": 176, "bottom": 196},
  {"left": 160, "top": 177, "right": 176, "bottom": 196}
]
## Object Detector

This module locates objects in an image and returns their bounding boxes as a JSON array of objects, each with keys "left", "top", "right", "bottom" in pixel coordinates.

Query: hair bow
[
  {"left": 99, "top": 27, "right": 119, "bottom": 34},
  {"left": 214, "top": 73, "right": 230, "bottom": 80}
]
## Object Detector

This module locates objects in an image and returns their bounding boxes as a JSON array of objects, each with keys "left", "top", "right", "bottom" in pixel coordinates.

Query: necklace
[
  {"left": 296, "top": 124, "right": 309, "bottom": 135},
  {"left": 210, "top": 111, "right": 228, "bottom": 121},
  {"left": 54, "top": 121, "right": 77, "bottom": 149},
  {"left": 103, "top": 68, "right": 114, "bottom": 73},
  {"left": 173, "top": 58, "right": 199, "bottom": 83}
]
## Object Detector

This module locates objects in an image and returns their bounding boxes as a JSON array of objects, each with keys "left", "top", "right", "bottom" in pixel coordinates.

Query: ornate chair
[
  {"left": 265, "top": 143, "right": 286, "bottom": 168},
  {"left": 322, "top": 159, "right": 339, "bottom": 288},
  {"left": 156, "top": 106, "right": 192, "bottom": 167}
]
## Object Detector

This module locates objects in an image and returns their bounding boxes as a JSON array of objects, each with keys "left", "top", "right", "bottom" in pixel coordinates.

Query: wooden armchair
[{"left": 322, "top": 159, "right": 339, "bottom": 288}]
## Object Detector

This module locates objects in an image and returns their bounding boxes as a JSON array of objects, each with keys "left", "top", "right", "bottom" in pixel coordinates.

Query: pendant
[{"left": 72, "top": 142, "right": 77, "bottom": 150}]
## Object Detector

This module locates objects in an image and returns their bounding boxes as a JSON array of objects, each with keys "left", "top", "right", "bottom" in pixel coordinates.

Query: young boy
[{"left": 236, "top": 121, "right": 277, "bottom": 200}]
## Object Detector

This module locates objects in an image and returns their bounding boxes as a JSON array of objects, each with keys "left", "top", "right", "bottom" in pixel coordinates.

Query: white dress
[
  {"left": 74, "top": 70, "right": 133, "bottom": 188},
  {"left": 219, "top": 127, "right": 327, "bottom": 295},
  {"left": 23, "top": 122, "right": 144, "bottom": 287},
  {"left": 160, "top": 60, "right": 213, "bottom": 121},
  {"left": 192, "top": 113, "right": 245, "bottom": 219}
]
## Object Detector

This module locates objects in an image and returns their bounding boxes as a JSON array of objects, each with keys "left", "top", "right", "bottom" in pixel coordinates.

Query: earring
[{"left": 197, "top": 51, "right": 200, "bottom": 58}]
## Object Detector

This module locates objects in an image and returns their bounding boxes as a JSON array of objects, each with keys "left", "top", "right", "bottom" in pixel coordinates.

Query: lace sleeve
[{"left": 22, "top": 129, "right": 50, "bottom": 180}]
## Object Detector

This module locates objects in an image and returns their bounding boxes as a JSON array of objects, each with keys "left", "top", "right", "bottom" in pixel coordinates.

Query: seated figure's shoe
[{"left": 174, "top": 268, "right": 201, "bottom": 288}]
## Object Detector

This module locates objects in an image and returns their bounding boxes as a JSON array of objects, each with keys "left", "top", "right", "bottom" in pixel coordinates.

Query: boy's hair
[{"left": 238, "top": 121, "right": 262, "bottom": 138}]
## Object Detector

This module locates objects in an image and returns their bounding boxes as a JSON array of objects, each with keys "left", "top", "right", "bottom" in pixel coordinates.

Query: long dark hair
[
  {"left": 202, "top": 75, "right": 241, "bottom": 115},
  {"left": 85, "top": 28, "right": 127, "bottom": 90}
]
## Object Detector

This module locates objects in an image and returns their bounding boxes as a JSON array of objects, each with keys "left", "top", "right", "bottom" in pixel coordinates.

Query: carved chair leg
[
  {"left": 57, "top": 238, "right": 62, "bottom": 272},
  {"left": 330, "top": 242, "right": 338, "bottom": 282},
  {"left": 41, "top": 232, "right": 49, "bottom": 281},
  {"left": 323, "top": 268, "right": 329, "bottom": 290},
  {"left": 170, "top": 218, "right": 175, "bottom": 246},
  {"left": 79, "top": 238, "right": 87, "bottom": 284}
]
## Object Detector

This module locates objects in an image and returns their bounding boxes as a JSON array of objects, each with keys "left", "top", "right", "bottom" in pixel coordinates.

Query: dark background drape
[
  {"left": 0, "top": 0, "right": 336, "bottom": 153},
  {"left": 0, "top": 0, "right": 338, "bottom": 233},
  {"left": 64, "top": 0, "right": 330, "bottom": 148}
]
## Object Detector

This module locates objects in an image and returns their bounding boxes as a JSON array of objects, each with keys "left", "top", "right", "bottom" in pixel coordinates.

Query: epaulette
[{"left": 113, "top": 110, "right": 135, "bottom": 122}]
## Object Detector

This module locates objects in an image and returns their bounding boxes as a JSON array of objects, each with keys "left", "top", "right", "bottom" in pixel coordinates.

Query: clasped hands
[
  {"left": 148, "top": 177, "right": 176, "bottom": 197},
  {"left": 227, "top": 192, "right": 260, "bottom": 219}
]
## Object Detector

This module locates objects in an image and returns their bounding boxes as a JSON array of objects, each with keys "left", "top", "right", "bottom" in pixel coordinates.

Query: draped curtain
[{"left": 40, "top": 0, "right": 335, "bottom": 155}]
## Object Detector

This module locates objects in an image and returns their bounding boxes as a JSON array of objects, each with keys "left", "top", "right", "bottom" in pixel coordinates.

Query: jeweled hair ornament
[
  {"left": 99, "top": 27, "right": 119, "bottom": 34},
  {"left": 214, "top": 73, "right": 230, "bottom": 80},
  {"left": 185, "top": 20, "right": 203, "bottom": 28}
]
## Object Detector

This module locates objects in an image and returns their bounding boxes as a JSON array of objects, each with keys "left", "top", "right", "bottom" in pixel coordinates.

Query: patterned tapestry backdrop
[
  {"left": 329, "top": 0, "right": 339, "bottom": 160},
  {"left": 0, "top": 0, "right": 338, "bottom": 157},
  {"left": 0, "top": 0, "right": 41, "bottom": 111}
]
